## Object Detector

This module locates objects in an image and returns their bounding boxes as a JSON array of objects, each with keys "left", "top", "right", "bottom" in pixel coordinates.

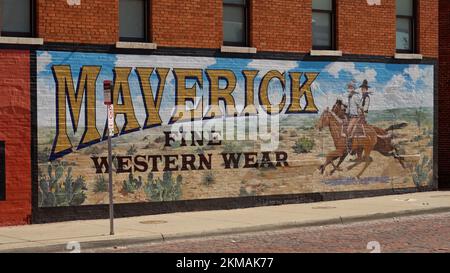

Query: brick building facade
[
  {"left": 33, "top": 0, "right": 439, "bottom": 55},
  {"left": 439, "top": 0, "right": 450, "bottom": 190},
  {"left": 0, "top": 50, "right": 31, "bottom": 226},
  {"left": 0, "top": 0, "right": 446, "bottom": 226}
]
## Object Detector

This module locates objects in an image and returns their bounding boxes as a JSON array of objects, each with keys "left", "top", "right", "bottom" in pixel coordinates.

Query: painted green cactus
[
  {"left": 93, "top": 175, "right": 108, "bottom": 193},
  {"left": 126, "top": 144, "right": 138, "bottom": 156},
  {"left": 292, "top": 137, "right": 315, "bottom": 154},
  {"left": 144, "top": 172, "right": 182, "bottom": 201},
  {"left": 412, "top": 155, "right": 433, "bottom": 187},
  {"left": 38, "top": 164, "right": 87, "bottom": 207},
  {"left": 121, "top": 173, "right": 143, "bottom": 194},
  {"left": 202, "top": 171, "right": 215, "bottom": 186}
]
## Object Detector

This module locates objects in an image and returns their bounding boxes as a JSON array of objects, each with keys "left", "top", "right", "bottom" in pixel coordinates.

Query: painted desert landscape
[{"left": 36, "top": 106, "right": 434, "bottom": 207}]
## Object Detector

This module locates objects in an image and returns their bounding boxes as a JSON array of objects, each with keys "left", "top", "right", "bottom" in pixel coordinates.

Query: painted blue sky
[{"left": 37, "top": 51, "right": 434, "bottom": 132}]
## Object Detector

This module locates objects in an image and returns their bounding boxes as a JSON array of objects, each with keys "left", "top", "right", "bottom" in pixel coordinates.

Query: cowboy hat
[
  {"left": 360, "top": 79, "right": 370, "bottom": 89},
  {"left": 347, "top": 82, "right": 357, "bottom": 93}
]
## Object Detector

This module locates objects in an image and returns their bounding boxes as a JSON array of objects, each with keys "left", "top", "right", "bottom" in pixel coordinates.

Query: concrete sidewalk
[{"left": 1, "top": 191, "right": 449, "bottom": 252}]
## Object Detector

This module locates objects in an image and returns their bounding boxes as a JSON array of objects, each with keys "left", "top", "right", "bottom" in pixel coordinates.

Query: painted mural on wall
[{"left": 36, "top": 51, "right": 435, "bottom": 207}]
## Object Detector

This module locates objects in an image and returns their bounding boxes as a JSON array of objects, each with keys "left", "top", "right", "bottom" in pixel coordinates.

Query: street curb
[{"left": 3, "top": 206, "right": 450, "bottom": 253}]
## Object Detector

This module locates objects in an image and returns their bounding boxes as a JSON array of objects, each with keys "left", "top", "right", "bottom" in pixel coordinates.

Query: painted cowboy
[
  {"left": 360, "top": 79, "right": 372, "bottom": 114},
  {"left": 343, "top": 82, "right": 362, "bottom": 152}
]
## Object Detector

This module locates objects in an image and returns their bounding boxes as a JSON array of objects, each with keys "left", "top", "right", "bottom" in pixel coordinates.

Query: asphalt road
[{"left": 87, "top": 212, "right": 450, "bottom": 253}]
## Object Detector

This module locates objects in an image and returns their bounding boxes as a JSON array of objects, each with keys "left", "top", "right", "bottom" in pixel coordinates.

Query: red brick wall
[
  {"left": 337, "top": 0, "right": 396, "bottom": 56},
  {"left": 34, "top": 0, "right": 438, "bottom": 57},
  {"left": 439, "top": 0, "right": 450, "bottom": 188},
  {"left": 151, "top": 0, "right": 222, "bottom": 48},
  {"left": 37, "top": 0, "right": 118, "bottom": 44},
  {"left": 417, "top": 0, "right": 439, "bottom": 58},
  {"left": 336, "top": 0, "right": 438, "bottom": 57},
  {"left": 0, "top": 50, "right": 31, "bottom": 226},
  {"left": 250, "top": 0, "right": 311, "bottom": 52}
]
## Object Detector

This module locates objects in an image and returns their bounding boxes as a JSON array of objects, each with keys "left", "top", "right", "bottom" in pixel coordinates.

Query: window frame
[
  {"left": 222, "top": 0, "right": 249, "bottom": 47},
  {"left": 119, "top": 0, "right": 149, "bottom": 43},
  {"left": 396, "top": 0, "right": 416, "bottom": 53},
  {"left": 312, "top": 0, "right": 336, "bottom": 50},
  {"left": 0, "top": 0, "right": 35, "bottom": 38}
]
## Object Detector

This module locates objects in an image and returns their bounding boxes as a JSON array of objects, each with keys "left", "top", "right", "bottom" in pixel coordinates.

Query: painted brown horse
[
  {"left": 332, "top": 99, "right": 408, "bottom": 169},
  {"left": 316, "top": 100, "right": 407, "bottom": 178}
]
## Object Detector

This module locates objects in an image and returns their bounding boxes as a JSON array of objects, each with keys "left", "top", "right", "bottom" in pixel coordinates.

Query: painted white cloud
[
  {"left": 421, "top": 66, "right": 434, "bottom": 88},
  {"left": 357, "top": 68, "right": 377, "bottom": 83},
  {"left": 316, "top": 63, "right": 434, "bottom": 111},
  {"left": 387, "top": 74, "right": 407, "bottom": 89},
  {"left": 404, "top": 65, "right": 434, "bottom": 89},
  {"left": 247, "top": 59, "right": 298, "bottom": 73},
  {"left": 37, "top": 76, "right": 56, "bottom": 127},
  {"left": 326, "top": 62, "right": 356, "bottom": 77},
  {"left": 381, "top": 75, "right": 408, "bottom": 108},
  {"left": 324, "top": 62, "right": 377, "bottom": 83},
  {"left": 404, "top": 65, "right": 421, "bottom": 83},
  {"left": 37, "top": 52, "right": 52, "bottom": 74},
  {"left": 37, "top": 52, "right": 57, "bottom": 127},
  {"left": 115, "top": 54, "right": 216, "bottom": 69},
  {"left": 374, "top": 71, "right": 433, "bottom": 110}
]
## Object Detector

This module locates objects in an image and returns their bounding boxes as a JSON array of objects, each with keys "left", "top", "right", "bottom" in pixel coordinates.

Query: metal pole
[
  {"left": 107, "top": 107, "right": 114, "bottom": 236},
  {"left": 103, "top": 80, "right": 114, "bottom": 236},
  {"left": 0, "top": 0, "right": 4, "bottom": 36}
]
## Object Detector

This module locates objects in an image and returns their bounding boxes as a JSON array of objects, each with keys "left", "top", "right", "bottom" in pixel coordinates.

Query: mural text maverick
[{"left": 37, "top": 51, "right": 435, "bottom": 208}]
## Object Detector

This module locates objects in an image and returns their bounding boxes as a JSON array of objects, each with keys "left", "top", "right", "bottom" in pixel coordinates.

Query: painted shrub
[{"left": 36, "top": 51, "right": 435, "bottom": 207}]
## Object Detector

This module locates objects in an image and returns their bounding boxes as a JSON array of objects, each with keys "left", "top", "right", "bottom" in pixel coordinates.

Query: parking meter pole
[
  {"left": 103, "top": 80, "right": 114, "bottom": 236},
  {"left": 108, "top": 126, "right": 114, "bottom": 235}
]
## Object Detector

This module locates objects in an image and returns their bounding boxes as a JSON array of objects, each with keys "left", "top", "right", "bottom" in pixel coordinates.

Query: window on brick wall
[
  {"left": 396, "top": 0, "right": 416, "bottom": 53},
  {"left": 223, "top": 0, "right": 248, "bottom": 47},
  {"left": 312, "top": 0, "right": 335, "bottom": 50},
  {"left": 119, "top": 0, "right": 148, "bottom": 42},
  {"left": 0, "top": 0, "right": 34, "bottom": 37}
]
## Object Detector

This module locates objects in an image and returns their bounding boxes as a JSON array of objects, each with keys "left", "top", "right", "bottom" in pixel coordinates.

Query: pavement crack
[{"left": 160, "top": 233, "right": 165, "bottom": 242}]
